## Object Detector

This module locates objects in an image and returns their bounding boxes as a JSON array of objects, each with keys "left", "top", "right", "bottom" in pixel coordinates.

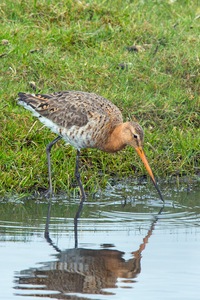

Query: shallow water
[{"left": 0, "top": 181, "right": 200, "bottom": 300}]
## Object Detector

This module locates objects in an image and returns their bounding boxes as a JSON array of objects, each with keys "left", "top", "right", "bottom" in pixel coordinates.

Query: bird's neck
[{"left": 102, "top": 123, "right": 127, "bottom": 153}]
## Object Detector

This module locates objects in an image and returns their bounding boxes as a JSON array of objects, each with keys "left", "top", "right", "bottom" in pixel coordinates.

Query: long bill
[{"left": 135, "top": 146, "right": 164, "bottom": 202}]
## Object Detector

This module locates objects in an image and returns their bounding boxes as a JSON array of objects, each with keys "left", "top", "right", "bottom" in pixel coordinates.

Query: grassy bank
[{"left": 0, "top": 0, "right": 199, "bottom": 196}]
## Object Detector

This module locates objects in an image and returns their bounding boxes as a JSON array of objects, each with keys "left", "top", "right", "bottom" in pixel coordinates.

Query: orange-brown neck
[{"left": 101, "top": 123, "right": 127, "bottom": 153}]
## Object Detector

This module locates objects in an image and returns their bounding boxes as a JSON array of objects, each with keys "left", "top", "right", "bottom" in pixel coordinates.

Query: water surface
[{"left": 0, "top": 181, "right": 199, "bottom": 300}]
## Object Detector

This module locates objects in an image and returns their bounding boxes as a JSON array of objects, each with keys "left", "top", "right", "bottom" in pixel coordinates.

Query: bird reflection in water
[{"left": 14, "top": 203, "right": 164, "bottom": 299}]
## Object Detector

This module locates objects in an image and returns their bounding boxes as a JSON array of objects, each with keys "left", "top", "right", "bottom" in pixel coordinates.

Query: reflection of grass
[
  {"left": 1, "top": 199, "right": 77, "bottom": 224},
  {"left": 0, "top": 0, "right": 199, "bottom": 195}
]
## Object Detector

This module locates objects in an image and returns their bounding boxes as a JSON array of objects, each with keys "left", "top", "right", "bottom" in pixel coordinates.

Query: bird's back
[{"left": 18, "top": 91, "right": 123, "bottom": 150}]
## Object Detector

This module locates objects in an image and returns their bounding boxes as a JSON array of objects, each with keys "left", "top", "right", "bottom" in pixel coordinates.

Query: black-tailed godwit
[{"left": 18, "top": 91, "right": 164, "bottom": 202}]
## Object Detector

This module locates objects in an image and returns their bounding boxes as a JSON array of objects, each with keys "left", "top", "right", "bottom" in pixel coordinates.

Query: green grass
[{"left": 0, "top": 0, "right": 199, "bottom": 196}]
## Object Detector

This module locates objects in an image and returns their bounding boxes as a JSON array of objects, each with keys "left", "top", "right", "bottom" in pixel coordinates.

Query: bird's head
[{"left": 123, "top": 121, "right": 144, "bottom": 148}]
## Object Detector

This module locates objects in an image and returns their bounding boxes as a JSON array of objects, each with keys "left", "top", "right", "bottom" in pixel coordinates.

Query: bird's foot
[{"left": 43, "top": 188, "right": 54, "bottom": 199}]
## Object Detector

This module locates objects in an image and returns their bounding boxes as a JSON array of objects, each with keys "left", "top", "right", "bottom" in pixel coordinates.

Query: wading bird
[{"left": 18, "top": 91, "right": 164, "bottom": 202}]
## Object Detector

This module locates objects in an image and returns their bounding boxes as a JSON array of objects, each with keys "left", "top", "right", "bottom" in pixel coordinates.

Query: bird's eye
[{"left": 133, "top": 134, "right": 138, "bottom": 139}]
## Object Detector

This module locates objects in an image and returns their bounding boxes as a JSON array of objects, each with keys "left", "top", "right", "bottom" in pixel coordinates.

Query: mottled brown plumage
[{"left": 17, "top": 90, "right": 163, "bottom": 202}]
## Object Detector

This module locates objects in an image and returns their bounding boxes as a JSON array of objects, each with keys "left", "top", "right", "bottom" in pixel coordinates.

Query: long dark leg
[
  {"left": 44, "top": 201, "right": 61, "bottom": 253},
  {"left": 74, "top": 149, "right": 86, "bottom": 202},
  {"left": 46, "top": 136, "right": 62, "bottom": 196},
  {"left": 74, "top": 150, "right": 86, "bottom": 247},
  {"left": 74, "top": 201, "right": 84, "bottom": 248}
]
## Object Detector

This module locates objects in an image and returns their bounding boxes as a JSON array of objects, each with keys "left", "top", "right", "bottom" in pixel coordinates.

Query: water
[{"left": 0, "top": 180, "right": 200, "bottom": 300}]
